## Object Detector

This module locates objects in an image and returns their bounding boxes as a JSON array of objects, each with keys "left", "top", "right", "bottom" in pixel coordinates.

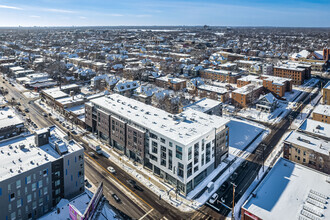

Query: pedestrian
[{"left": 159, "top": 195, "right": 161, "bottom": 200}]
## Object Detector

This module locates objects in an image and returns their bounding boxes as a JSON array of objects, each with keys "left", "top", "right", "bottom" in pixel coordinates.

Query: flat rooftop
[
  {"left": 243, "top": 158, "right": 330, "bottom": 220},
  {"left": 0, "top": 107, "right": 24, "bottom": 130},
  {"left": 299, "top": 119, "right": 330, "bottom": 140},
  {"left": 233, "top": 84, "right": 263, "bottom": 95},
  {"left": 324, "top": 81, "right": 330, "bottom": 90},
  {"left": 42, "top": 87, "right": 69, "bottom": 99},
  {"left": 198, "top": 84, "right": 228, "bottom": 94},
  {"left": 313, "top": 104, "right": 330, "bottom": 117},
  {"left": 285, "top": 130, "right": 330, "bottom": 155},
  {"left": 238, "top": 75, "right": 260, "bottom": 82},
  {"left": 0, "top": 126, "right": 83, "bottom": 181},
  {"left": 89, "top": 94, "right": 229, "bottom": 145},
  {"left": 183, "top": 98, "right": 221, "bottom": 113}
]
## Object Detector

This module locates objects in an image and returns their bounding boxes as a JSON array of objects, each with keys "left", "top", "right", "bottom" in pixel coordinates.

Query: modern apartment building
[
  {"left": 283, "top": 131, "right": 330, "bottom": 174},
  {"left": 273, "top": 63, "right": 311, "bottom": 85},
  {"left": 0, "top": 126, "right": 84, "bottom": 219},
  {"left": 261, "top": 75, "right": 292, "bottom": 98},
  {"left": 322, "top": 81, "right": 330, "bottom": 105},
  {"left": 85, "top": 94, "right": 229, "bottom": 195}
]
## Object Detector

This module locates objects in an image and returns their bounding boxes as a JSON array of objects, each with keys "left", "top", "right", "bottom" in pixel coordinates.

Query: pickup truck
[{"left": 89, "top": 141, "right": 102, "bottom": 154}]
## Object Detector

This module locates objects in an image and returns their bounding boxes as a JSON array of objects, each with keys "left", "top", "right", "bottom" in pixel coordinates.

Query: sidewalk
[{"left": 83, "top": 135, "right": 201, "bottom": 212}]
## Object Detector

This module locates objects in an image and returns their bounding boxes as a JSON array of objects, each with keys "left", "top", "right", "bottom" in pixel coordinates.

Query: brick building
[
  {"left": 201, "top": 69, "right": 241, "bottom": 84},
  {"left": 322, "top": 81, "right": 330, "bottom": 105},
  {"left": 232, "top": 84, "right": 263, "bottom": 108},
  {"left": 261, "top": 75, "right": 292, "bottom": 98},
  {"left": 312, "top": 104, "right": 330, "bottom": 124},
  {"left": 273, "top": 64, "right": 311, "bottom": 85},
  {"left": 283, "top": 131, "right": 330, "bottom": 174},
  {"left": 155, "top": 76, "right": 186, "bottom": 91}
]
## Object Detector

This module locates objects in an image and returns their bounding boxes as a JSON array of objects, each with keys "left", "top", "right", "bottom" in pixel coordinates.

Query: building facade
[{"left": 85, "top": 94, "right": 229, "bottom": 195}]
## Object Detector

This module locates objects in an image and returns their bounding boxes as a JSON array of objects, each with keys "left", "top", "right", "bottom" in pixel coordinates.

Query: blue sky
[{"left": 0, "top": 0, "right": 329, "bottom": 27}]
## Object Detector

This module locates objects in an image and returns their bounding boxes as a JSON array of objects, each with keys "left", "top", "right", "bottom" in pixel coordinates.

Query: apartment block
[
  {"left": 312, "top": 104, "right": 330, "bottom": 124},
  {"left": 261, "top": 75, "right": 292, "bottom": 98},
  {"left": 200, "top": 69, "right": 241, "bottom": 84},
  {"left": 322, "top": 81, "right": 330, "bottom": 105},
  {"left": 283, "top": 131, "right": 330, "bottom": 174},
  {"left": 236, "top": 75, "right": 262, "bottom": 88},
  {"left": 273, "top": 64, "right": 311, "bottom": 85},
  {"left": 232, "top": 84, "right": 264, "bottom": 108},
  {"left": 155, "top": 76, "right": 187, "bottom": 91},
  {"left": 0, "top": 126, "right": 84, "bottom": 219},
  {"left": 85, "top": 94, "right": 230, "bottom": 195}
]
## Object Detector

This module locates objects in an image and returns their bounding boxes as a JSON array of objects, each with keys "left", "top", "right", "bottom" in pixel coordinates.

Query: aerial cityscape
[{"left": 0, "top": 1, "right": 329, "bottom": 220}]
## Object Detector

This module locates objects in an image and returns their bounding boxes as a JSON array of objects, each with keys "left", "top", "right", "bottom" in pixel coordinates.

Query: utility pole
[
  {"left": 261, "top": 143, "right": 266, "bottom": 172},
  {"left": 231, "top": 182, "right": 237, "bottom": 220}
]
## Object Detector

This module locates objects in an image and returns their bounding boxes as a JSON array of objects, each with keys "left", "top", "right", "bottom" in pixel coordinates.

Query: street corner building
[
  {"left": 85, "top": 93, "right": 230, "bottom": 196},
  {"left": 0, "top": 126, "right": 84, "bottom": 219}
]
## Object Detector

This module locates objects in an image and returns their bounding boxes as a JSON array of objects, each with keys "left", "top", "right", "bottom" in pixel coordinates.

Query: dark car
[
  {"left": 127, "top": 179, "right": 143, "bottom": 191},
  {"left": 230, "top": 172, "right": 238, "bottom": 181},
  {"left": 33, "top": 124, "right": 38, "bottom": 128},
  {"left": 24, "top": 108, "right": 29, "bottom": 113},
  {"left": 220, "top": 181, "right": 229, "bottom": 192},
  {"left": 112, "top": 193, "right": 121, "bottom": 203}
]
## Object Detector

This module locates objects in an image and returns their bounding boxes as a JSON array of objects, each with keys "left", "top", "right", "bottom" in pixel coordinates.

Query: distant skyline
[{"left": 0, "top": 0, "right": 329, "bottom": 27}]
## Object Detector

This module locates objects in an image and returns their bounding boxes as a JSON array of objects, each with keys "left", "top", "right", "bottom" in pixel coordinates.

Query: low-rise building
[
  {"left": 241, "top": 158, "right": 330, "bottom": 220},
  {"left": 322, "top": 81, "right": 330, "bottom": 105},
  {"left": 312, "top": 104, "right": 330, "bottom": 124},
  {"left": 232, "top": 84, "right": 263, "bottom": 108},
  {"left": 237, "top": 75, "right": 262, "bottom": 88},
  {"left": 0, "top": 126, "right": 84, "bottom": 219},
  {"left": 197, "top": 84, "right": 229, "bottom": 102},
  {"left": 261, "top": 75, "right": 292, "bottom": 98},
  {"left": 155, "top": 76, "right": 186, "bottom": 91},
  {"left": 256, "top": 93, "right": 278, "bottom": 113},
  {"left": 85, "top": 94, "right": 230, "bottom": 195},
  {"left": 299, "top": 119, "right": 330, "bottom": 141},
  {"left": 201, "top": 69, "right": 241, "bottom": 84},
  {"left": 182, "top": 98, "right": 222, "bottom": 116},
  {"left": 283, "top": 130, "right": 330, "bottom": 174},
  {"left": 273, "top": 63, "right": 311, "bottom": 85},
  {"left": 0, "top": 107, "right": 25, "bottom": 140}
]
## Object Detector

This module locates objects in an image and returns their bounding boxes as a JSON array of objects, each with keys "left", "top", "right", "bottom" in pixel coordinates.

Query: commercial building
[
  {"left": 273, "top": 63, "right": 311, "bottom": 85},
  {"left": 283, "top": 130, "right": 330, "bottom": 174},
  {"left": 322, "top": 81, "right": 330, "bottom": 105},
  {"left": 232, "top": 84, "right": 263, "bottom": 108},
  {"left": 0, "top": 126, "right": 84, "bottom": 219},
  {"left": 312, "top": 104, "right": 330, "bottom": 124},
  {"left": 241, "top": 158, "right": 330, "bottom": 220},
  {"left": 85, "top": 94, "right": 230, "bottom": 195},
  {"left": 0, "top": 107, "right": 25, "bottom": 140}
]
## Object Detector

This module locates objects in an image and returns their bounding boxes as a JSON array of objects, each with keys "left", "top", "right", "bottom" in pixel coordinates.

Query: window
[
  {"left": 27, "top": 194, "right": 32, "bottom": 203},
  {"left": 10, "top": 192, "right": 15, "bottom": 201},
  {"left": 11, "top": 212, "right": 16, "bottom": 220},
  {"left": 24, "top": 187, "right": 27, "bottom": 195},
  {"left": 39, "top": 198, "right": 43, "bottom": 206},
  {"left": 38, "top": 180, "right": 43, "bottom": 188},
  {"left": 32, "top": 201, "right": 37, "bottom": 209},
  {"left": 55, "top": 180, "right": 60, "bottom": 187},
  {"left": 169, "top": 142, "right": 173, "bottom": 147},
  {"left": 152, "top": 143, "right": 158, "bottom": 154},
  {"left": 54, "top": 171, "right": 60, "bottom": 177},
  {"left": 160, "top": 138, "right": 166, "bottom": 144},
  {"left": 194, "top": 166, "right": 199, "bottom": 173},
  {"left": 201, "top": 153, "right": 205, "bottom": 166},
  {"left": 178, "top": 162, "right": 184, "bottom": 178},
  {"left": 150, "top": 133, "right": 158, "bottom": 139},
  {"left": 26, "top": 176, "right": 31, "bottom": 184},
  {"left": 16, "top": 180, "right": 21, "bottom": 189},
  {"left": 17, "top": 199, "right": 22, "bottom": 208},
  {"left": 43, "top": 169, "right": 48, "bottom": 176},
  {"left": 187, "top": 162, "right": 192, "bottom": 178},
  {"left": 161, "top": 159, "right": 166, "bottom": 167},
  {"left": 55, "top": 188, "right": 61, "bottom": 195},
  {"left": 188, "top": 147, "right": 192, "bottom": 160},
  {"left": 176, "top": 145, "right": 182, "bottom": 160},
  {"left": 206, "top": 142, "right": 211, "bottom": 163}
]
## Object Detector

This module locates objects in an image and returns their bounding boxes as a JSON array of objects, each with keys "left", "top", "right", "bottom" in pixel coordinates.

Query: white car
[
  {"left": 209, "top": 193, "right": 218, "bottom": 204},
  {"left": 107, "top": 166, "right": 116, "bottom": 174}
]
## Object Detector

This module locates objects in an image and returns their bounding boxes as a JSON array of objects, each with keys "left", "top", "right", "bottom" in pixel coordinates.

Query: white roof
[
  {"left": 198, "top": 84, "right": 228, "bottom": 94},
  {"left": 183, "top": 98, "right": 221, "bottom": 113},
  {"left": 89, "top": 94, "right": 229, "bottom": 146},
  {"left": 243, "top": 158, "right": 330, "bottom": 220},
  {"left": 285, "top": 130, "right": 330, "bottom": 155},
  {"left": 0, "top": 107, "right": 24, "bottom": 130},
  {"left": 238, "top": 75, "right": 260, "bottom": 82},
  {"left": 299, "top": 119, "right": 330, "bottom": 139},
  {"left": 233, "top": 84, "right": 263, "bottom": 95},
  {"left": 324, "top": 81, "right": 330, "bottom": 90},
  {"left": 313, "top": 104, "right": 330, "bottom": 117},
  {"left": 0, "top": 126, "right": 82, "bottom": 181},
  {"left": 42, "top": 88, "right": 68, "bottom": 99}
]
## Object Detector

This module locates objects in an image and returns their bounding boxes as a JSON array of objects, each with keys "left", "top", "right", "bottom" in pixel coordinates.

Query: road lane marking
[
  {"left": 84, "top": 152, "right": 153, "bottom": 210},
  {"left": 138, "top": 208, "right": 154, "bottom": 220}
]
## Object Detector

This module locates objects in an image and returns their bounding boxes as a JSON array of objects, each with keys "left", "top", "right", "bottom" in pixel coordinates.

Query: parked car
[
  {"left": 112, "top": 193, "right": 121, "bottom": 203},
  {"left": 42, "top": 113, "right": 47, "bottom": 117},
  {"left": 127, "top": 179, "right": 143, "bottom": 191},
  {"left": 209, "top": 193, "right": 218, "bottom": 204},
  {"left": 88, "top": 152, "right": 97, "bottom": 158},
  {"left": 24, "top": 108, "right": 29, "bottom": 113},
  {"left": 107, "top": 166, "right": 116, "bottom": 174},
  {"left": 220, "top": 181, "right": 228, "bottom": 192}
]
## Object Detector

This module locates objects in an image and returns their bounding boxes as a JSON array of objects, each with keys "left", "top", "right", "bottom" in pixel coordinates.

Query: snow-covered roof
[
  {"left": 0, "top": 107, "right": 24, "bottom": 130},
  {"left": 285, "top": 130, "right": 330, "bottom": 155},
  {"left": 183, "top": 98, "right": 221, "bottom": 113},
  {"left": 313, "top": 104, "right": 330, "bottom": 117},
  {"left": 259, "top": 93, "right": 277, "bottom": 104},
  {"left": 299, "top": 119, "right": 330, "bottom": 139},
  {"left": 243, "top": 157, "right": 330, "bottom": 220},
  {"left": 0, "top": 126, "right": 83, "bottom": 181},
  {"left": 238, "top": 75, "right": 260, "bottom": 82},
  {"left": 291, "top": 49, "right": 310, "bottom": 59},
  {"left": 323, "top": 81, "right": 330, "bottom": 90},
  {"left": 42, "top": 88, "right": 69, "bottom": 99},
  {"left": 198, "top": 84, "right": 228, "bottom": 94},
  {"left": 114, "top": 80, "right": 139, "bottom": 92},
  {"left": 89, "top": 94, "right": 229, "bottom": 146},
  {"left": 313, "top": 51, "right": 324, "bottom": 60},
  {"left": 233, "top": 84, "right": 263, "bottom": 95}
]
